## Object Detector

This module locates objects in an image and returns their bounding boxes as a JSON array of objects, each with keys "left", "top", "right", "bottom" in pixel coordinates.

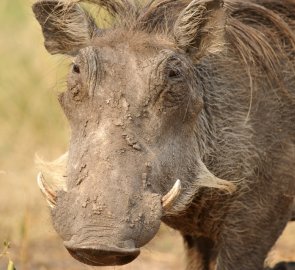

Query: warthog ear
[
  {"left": 33, "top": 0, "right": 98, "bottom": 55},
  {"left": 174, "top": 0, "right": 226, "bottom": 58}
]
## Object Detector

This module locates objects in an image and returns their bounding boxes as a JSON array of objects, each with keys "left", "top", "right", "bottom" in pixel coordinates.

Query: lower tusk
[
  {"left": 37, "top": 172, "right": 56, "bottom": 208},
  {"left": 162, "top": 179, "right": 181, "bottom": 210}
]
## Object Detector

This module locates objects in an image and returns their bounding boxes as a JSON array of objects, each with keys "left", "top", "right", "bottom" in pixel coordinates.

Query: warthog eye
[
  {"left": 164, "top": 55, "right": 184, "bottom": 82},
  {"left": 167, "top": 69, "right": 181, "bottom": 79},
  {"left": 72, "top": 64, "right": 80, "bottom": 74}
]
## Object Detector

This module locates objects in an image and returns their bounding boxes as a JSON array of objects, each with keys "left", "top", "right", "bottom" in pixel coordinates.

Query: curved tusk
[
  {"left": 37, "top": 172, "right": 56, "bottom": 208},
  {"left": 162, "top": 179, "right": 181, "bottom": 210}
]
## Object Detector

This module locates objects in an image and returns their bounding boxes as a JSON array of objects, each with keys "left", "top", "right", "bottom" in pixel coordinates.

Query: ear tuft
[
  {"left": 33, "top": 0, "right": 98, "bottom": 55},
  {"left": 174, "top": 0, "right": 226, "bottom": 58}
]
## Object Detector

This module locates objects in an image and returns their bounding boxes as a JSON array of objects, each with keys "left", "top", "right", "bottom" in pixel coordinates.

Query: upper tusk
[
  {"left": 37, "top": 172, "right": 56, "bottom": 208},
  {"left": 162, "top": 179, "right": 181, "bottom": 210}
]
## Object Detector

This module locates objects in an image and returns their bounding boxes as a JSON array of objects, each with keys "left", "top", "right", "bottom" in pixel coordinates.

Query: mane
[
  {"left": 224, "top": 0, "right": 295, "bottom": 102},
  {"left": 93, "top": 0, "right": 295, "bottom": 48}
]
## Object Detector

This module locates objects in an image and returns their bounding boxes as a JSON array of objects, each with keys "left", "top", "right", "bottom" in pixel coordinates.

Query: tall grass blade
[{"left": 7, "top": 260, "right": 16, "bottom": 270}]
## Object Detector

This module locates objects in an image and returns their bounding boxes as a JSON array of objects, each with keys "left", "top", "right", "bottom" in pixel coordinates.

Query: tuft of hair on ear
[
  {"left": 174, "top": 0, "right": 226, "bottom": 59},
  {"left": 33, "top": 0, "right": 98, "bottom": 55}
]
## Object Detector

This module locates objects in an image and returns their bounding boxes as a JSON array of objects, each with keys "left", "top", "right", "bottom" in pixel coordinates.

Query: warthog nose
[{"left": 64, "top": 242, "right": 140, "bottom": 266}]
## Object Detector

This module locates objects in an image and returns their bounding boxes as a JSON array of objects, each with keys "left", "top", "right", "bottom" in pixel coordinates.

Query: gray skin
[{"left": 33, "top": 0, "right": 295, "bottom": 269}]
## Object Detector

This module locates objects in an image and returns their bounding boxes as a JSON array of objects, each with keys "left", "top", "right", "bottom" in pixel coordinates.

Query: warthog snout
[{"left": 37, "top": 162, "right": 183, "bottom": 265}]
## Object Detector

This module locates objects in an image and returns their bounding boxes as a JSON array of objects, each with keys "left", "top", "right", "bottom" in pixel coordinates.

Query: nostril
[{"left": 64, "top": 243, "right": 140, "bottom": 266}]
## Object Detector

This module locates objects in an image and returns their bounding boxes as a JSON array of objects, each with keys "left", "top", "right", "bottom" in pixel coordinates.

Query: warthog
[{"left": 33, "top": 0, "right": 295, "bottom": 269}]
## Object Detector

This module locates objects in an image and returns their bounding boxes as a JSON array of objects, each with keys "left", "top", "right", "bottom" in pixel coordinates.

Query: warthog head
[{"left": 33, "top": 0, "right": 235, "bottom": 266}]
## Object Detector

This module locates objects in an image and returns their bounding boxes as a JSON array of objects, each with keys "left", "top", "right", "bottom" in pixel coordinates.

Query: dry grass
[{"left": 0, "top": 0, "right": 294, "bottom": 269}]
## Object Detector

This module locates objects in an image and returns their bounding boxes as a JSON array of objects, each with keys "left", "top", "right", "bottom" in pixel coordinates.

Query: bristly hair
[
  {"left": 78, "top": 0, "right": 295, "bottom": 101},
  {"left": 83, "top": 0, "right": 295, "bottom": 42},
  {"left": 45, "top": 0, "right": 295, "bottom": 84},
  {"left": 224, "top": 0, "right": 295, "bottom": 103}
]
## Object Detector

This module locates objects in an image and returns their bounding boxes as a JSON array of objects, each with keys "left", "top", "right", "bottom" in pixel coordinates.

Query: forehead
[
  {"left": 75, "top": 31, "right": 176, "bottom": 101},
  {"left": 88, "top": 30, "right": 176, "bottom": 63}
]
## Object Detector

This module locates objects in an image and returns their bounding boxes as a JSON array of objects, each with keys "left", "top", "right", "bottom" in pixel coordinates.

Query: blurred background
[{"left": 0, "top": 0, "right": 294, "bottom": 269}]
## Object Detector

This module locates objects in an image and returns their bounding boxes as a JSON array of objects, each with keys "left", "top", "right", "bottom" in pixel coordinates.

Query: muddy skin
[{"left": 33, "top": 0, "right": 295, "bottom": 269}]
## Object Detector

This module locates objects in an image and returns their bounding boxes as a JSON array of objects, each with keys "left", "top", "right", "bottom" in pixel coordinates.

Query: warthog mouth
[{"left": 64, "top": 242, "right": 140, "bottom": 266}]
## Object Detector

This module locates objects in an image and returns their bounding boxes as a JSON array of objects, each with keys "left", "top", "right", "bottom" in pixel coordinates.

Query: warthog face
[{"left": 34, "top": 0, "right": 234, "bottom": 266}]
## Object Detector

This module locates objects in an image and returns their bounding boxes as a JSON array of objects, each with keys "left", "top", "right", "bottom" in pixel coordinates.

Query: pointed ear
[
  {"left": 32, "top": 0, "right": 98, "bottom": 55},
  {"left": 174, "top": 0, "right": 226, "bottom": 58}
]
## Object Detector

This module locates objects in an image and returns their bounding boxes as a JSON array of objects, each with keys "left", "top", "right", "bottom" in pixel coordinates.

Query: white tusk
[
  {"left": 162, "top": 179, "right": 181, "bottom": 210},
  {"left": 37, "top": 172, "right": 56, "bottom": 208}
]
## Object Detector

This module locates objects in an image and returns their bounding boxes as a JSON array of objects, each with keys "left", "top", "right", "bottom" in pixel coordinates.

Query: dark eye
[
  {"left": 167, "top": 68, "right": 181, "bottom": 79},
  {"left": 72, "top": 63, "right": 80, "bottom": 74}
]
